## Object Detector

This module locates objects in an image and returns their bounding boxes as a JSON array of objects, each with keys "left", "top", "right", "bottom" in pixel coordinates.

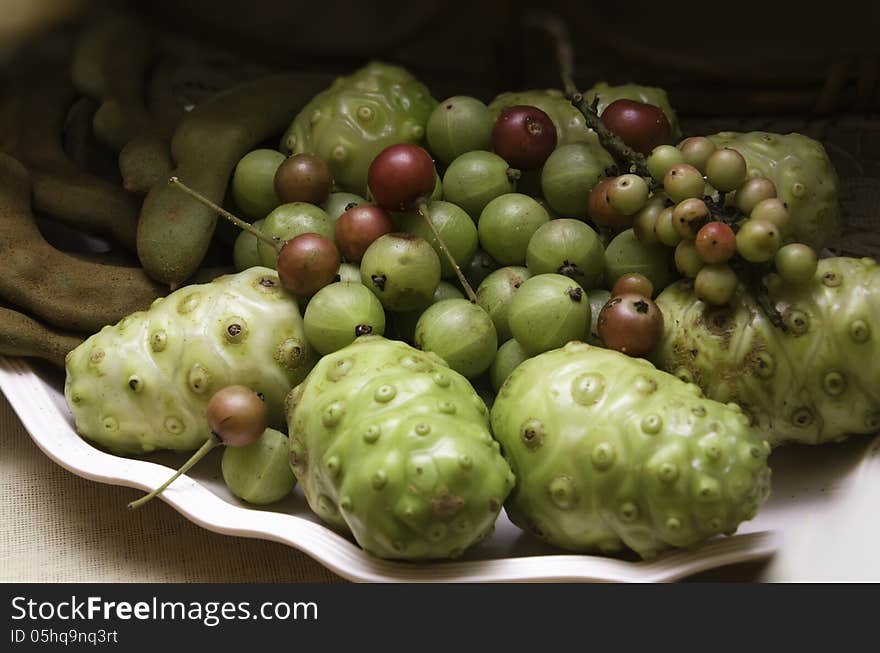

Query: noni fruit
[
  {"left": 286, "top": 335, "right": 514, "bottom": 560},
  {"left": 654, "top": 257, "right": 880, "bottom": 446},
  {"left": 491, "top": 341, "right": 771, "bottom": 559},
  {"left": 280, "top": 62, "right": 436, "bottom": 195},
  {"left": 65, "top": 268, "right": 315, "bottom": 455}
]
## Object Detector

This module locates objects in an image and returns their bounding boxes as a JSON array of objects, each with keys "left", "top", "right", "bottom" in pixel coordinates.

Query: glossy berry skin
[
  {"left": 775, "top": 243, "right": 819, "bottom": 285},
  {"left": 274, "top": 154, "right": 333, "bottom": 205},
  {"left": 207, "top": 385, "right": 268, "bottom": 448},
  {"left": 597, "top": 293, "right": 664, "bottom": 358},
  {"left": 736, "top": 219, "right": 781, "bottom": 263},
  {"left": 491, "top": 105, "right": 557, "bottom": 170},
  {"left": 672, "top": 198, "right": 709, "bottom": 240},
  {"left": 695, "top": 221, "right": 736, "bottom": 264},
  {"left": 277, "top": 233, "right": 341, "bottom": 296},
  {"left": 587, "top": 178, "right": 629, "bottom": 230},
  {"left": 611, "top": 273, "right": 654, "bottom": 298},
  {"left": 677, "top": 136, "right": 716, "bottom": 173},
  {"left": 367, "top": 144, "right": 436, "bottom": 211},
  {"left": 334, "top": 204, "right": 394, "bottom": 262},
  {"left": 600, "top": 99, "right": 671, "bottom": 156}
]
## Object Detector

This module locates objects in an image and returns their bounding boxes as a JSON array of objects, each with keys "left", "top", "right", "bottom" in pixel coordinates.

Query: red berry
[
  {"left": 695, "top": 221, "right": 737, "bottom": 264},
  {"left": 277, "top": 233, "right": 340, "bottom": 296},
  {"left": 334, "top": 204, "right": 394, "bottom": 262},
  {"left": 367, "top": 144, "right": 436, "bottom": 211},
  {"left": 611, "top": 273, "right": 654, "bottom": 298},
  {"left": 597, "top": 293, "right": 664, "bottom": 358},
  {"left": 274, "top": 154, "right": 333, "bottom": 204},
  {"left": 600, "top": 99, "right": 671, "bottom": 156},
  {"left": 587, "top": 178, "right": 630, "bottom": 230},
  {"left": 491, "top": 105, "right": 557, "bottom": 170}
]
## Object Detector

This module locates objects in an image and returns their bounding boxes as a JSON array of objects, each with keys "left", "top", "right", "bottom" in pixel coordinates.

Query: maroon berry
[
  {"left": 597, "top": 293, "right": 664, "bottom": 358},
  {"left": 277, "top": 233, "right": 340, "bottom": 296},
  {"left": 206, "top": 385, "right": 267, "bottom": 448},
  {"left": 274, "top": 154, "right": 333, "bottom": 204},
  {"left": 600, "top": 99, "right": 671, "bottom": 156},
  {"left": 367, "top": 144, "right": 436, "bottom": 211},
  {"left": 491, "top": 105, "right": 557, "bottom": 170},
  {"left": 334, "top": 204, "right": 394, "bottom": 262},
  {"left": 695, "top": 221, "right": 737, "bottom": 264}
]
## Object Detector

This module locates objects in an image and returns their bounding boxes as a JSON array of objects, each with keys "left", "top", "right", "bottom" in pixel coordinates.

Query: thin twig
[{"left": 417, "top": 201, "right": 477, "bottom": 303}]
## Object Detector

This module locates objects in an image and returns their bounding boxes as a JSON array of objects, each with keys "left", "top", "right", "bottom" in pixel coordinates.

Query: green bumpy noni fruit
[
  {"left": 654, "top": 257, "right": 880, "bottom": 446},
  {"left": 65, "top": 268, "right": 316, "bottom": 455},
  {"left": 707, "top": 131, "right": 839, "bottom": 250},
  {"left": 280, "top": 62, "right": 436, "bottom": 195},
  {"left": 286, "top": 336, "right": 515, "bottom": 560},
  {"left": 491, "top": 341, "right": 771, "bottom": 558}
]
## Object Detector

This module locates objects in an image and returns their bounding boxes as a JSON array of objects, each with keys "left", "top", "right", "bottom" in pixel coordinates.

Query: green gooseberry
[
  {"left": 258, "top": 202, "right": 334, "bottom": 268},
  {"left": 490, "top": 338, "right": 530, "bottom": 392},
  {"left": 540, "top": 143, "right": 614, "bottom": 217},
  {"left": 775, "top": 243, "right": 818, "bottom": 285},
  {"left": 442, "top": 150, "right": 517, "bottom": 218},
  {"left": 736, "top": 219, "right": 782, "bottom": 263},
  {"left": 647, "top": 145, "right": 684, "bottom": 183},
  {"left": 632, "top": 195, "right": 667, "bottom": 245},
  {"left": 463, "top": 248, "right": 499, "bottom": 290},
  {"left": 231, "top": 149, "right": 285, "bottom": 220},
  {"left": 360, "top": 233, "right": 441, "bottom": 311},
  {"left": 303, "top": 282, "right": 386, "bottom": 354},
  {"left": 476, "top": 266, "right": 531, "bottom": 343},
  {"left": 397, "top": 200, "right": 478, "bottom": 279},
  {"left": 323, "top": 192, "right": 367, "bottom": 221},
  {"left": 334, "top": 262, "right": 362, "bottom": 283},
  {"left": 221, "top": 428, "right": 296, "bottom": 505},
  {"left": 391, "top": 281, "right": 464, "bottom": 343},
  {"left": 426, "top": 96, "right": 493, "bottom": 166},
  {"left": 604, "top": 228, "right": 677, "bottom": 291},
  {"left": 478, "top": 193, "right": 550, "bottom": 265},
  {"left": 414, "top": 299, "right": 498, "bottom": 378},
  {"left": 526, "top": 219, "right": 605, "bottom": 289},
  {"left": 233, "top": 218, "right": 265, "bottom": 271},
  {"left": 586, "top": 288, "right": 611, "bottom": 345},
  {"left": 507, "top": 273, "right": 590, "bottom": 355}
]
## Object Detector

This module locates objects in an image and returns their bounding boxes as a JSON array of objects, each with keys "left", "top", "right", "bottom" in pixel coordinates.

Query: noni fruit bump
[
  {"left": 280, "top": 61, "right": 436, "bottom": 195},
  {"left": 286, "top": 335, "right": 514, "bottom": 560},
  {"left": 491, "top": 341, "right": 771, "bottom": 559},
  {"left": 65, "top": 268, "right": 315, "bottom": 455},
  {"left": 655, "top": 257, "right": 880, "bottom": 446}
]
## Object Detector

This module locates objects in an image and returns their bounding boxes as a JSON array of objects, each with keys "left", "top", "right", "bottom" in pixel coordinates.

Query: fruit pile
[{"left": 3, "top": 14, "right": 876, "bottom": 564}]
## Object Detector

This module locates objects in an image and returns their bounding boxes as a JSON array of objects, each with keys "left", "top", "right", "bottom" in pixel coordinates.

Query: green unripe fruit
[
  {"left": 632, "top": 195, "right": 666, "bottom": 245},
  {"left": 233, "top": 219, "right": 266, "bottom": 271},
  {"left": 508, "top": 274, "right": 590, "bottom": 355},
  {"left": 607, "top": 174, "right": 650, "bottom": 216},
  {"left": 750, "top": 197, "right": 792, "bottom": 235},
  {"left": 259, "top": 203, "right": 334, "bottom": 268},
  {"left": 734, "top": 177, "right": 776, "bottom": 215},
  {"left": 334, "top": 262, "right": 362, "bottom": 283},
  {"left": 663, "top": 164, "right": 705, "bottom": 203},
  {"left": 705, "top": 148, "right": 748, "bottom": 192},
  {"left": 654, "top": 207, "right": 682, "bottom": 247},
  {"left": 231, "top": 149, "right": 285, "bottom": 220},
  {"left": 672, "top": 198, "right": 709, "bottom": 240},
  {"left": 586, "top": 288, "right": 611, "bottom": 345},
  {"left": 476, "top": 266, "right": 531, "bottom": 343},
  {"left": 736, "top": 219, "right": 782, "bottom": 263},
  {"left": 323, "top": 192, "right": 367, "bottom": 221},
  {"left": 432, "top": 280, "right": 466, "bottom": 302},
  {"left": 360, "top": 233, "right": 441, "bottom": 311},
  {"left": 443, "top": 151, "right": 517, "bottom": 218},
  {"left": 222, "top": 428, "right": 296, "bottom": 505},
  {"left": 463, "top": 248, "right": 499, "bottom": 290},
  {"left": 391, "top": 281, "right": 464, "bottom": 343},
  {"left": 604, "top": 229, "right": 676, "bottom": 292},
  {"left": 647, "top": 145, "right": 685, "bottom": 182},
  {"left": 398, "top": 201, "right": 478, "bottom": 278},
  {"left": 694, "top": 264, "right": 738, "bottom": 306},
  {"left": 674, "top": 240, "right": 705, "bottom": 278},
  {"left": 414, "top": 299, "right": 498, "bottom": 378},
  {"left": 541, "top": 142, "right": 614, "bottom": 217},
  {"left": 426, "top": 96, "right": 493, "bottom": 165},
  {"left": 478, "top": 193, "right": 550, "bottom": 265},
  {"left": 490, "top": 338, "right": 530, "bottom": 392},
  {"left": 678, "top": 136, "right": 716, "bottom": 173},
  {"left": 304, "top": 282, "right": 386, "bottom": 354},
  {"left": 775, "top": 243, "right": 819, "bottom": 285},
  {"left": 526, "top": 219, "right": 604, "bottom": 289}
]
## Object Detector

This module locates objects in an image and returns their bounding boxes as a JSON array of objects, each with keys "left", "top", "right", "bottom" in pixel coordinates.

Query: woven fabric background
[{"left": 0, "top": 392, "right": 342, "bottom": 583}]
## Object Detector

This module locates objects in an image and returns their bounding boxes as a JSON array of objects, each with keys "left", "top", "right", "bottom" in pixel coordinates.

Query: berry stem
[
  {"left": 169, "top": 177, "right": 282, "bottom": 252},
  {"left": 729, "top": 259, "right": 787, "bottom": 331},
  {"left": 127, "top": 436, "right": 219, "bottom": 509},
  {"left": 417, "top": 201, "right": 477, "bottom": 303},
  {"left": 526, "top": 12, "right": 651, "bottom": 178}
]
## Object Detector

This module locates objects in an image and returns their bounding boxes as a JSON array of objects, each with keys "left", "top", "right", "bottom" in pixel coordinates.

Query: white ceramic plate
[{"left": 2, "top": 354, "right": 876, "bottom": 582}]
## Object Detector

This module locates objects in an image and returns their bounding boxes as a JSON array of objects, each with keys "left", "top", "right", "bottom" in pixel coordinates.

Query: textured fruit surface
[
  {"left": 286, "top": 336, "right": 514, "bottom": 559},
  {"left": 491, "top": 341, "right": 771, "bottom": 558},
  {"left": 707, "top": 131, "right": 839, "bottom": 249},
  {"left": 541, "top": 143, "right": 614, "bottom": 218},
  {"left": 281, "top": 62, "right": 436, "bottom": 195},
  {"left": 65, "top": 268, "right": 315, "bottom": 454},
  {"left": 654, "top": 257, "right": 880, "bottom": 445}
]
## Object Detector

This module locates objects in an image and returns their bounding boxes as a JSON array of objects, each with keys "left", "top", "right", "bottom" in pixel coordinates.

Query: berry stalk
[{"left": 417, "top": 201, "right": 478, "bottom": 303}]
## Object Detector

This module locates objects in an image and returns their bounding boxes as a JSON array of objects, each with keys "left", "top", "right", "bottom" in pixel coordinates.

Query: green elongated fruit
[
  {"left": 65, "top": 268, "right": 316, "bottom": 455},
  {"left": 286, "top": 336, "right": 514, "bottom": 560},
  {"left": 491, "top": 341, "right": 771, "bottom": 558},
  {"left": 654, "top": 257, "right": 880, "bottom": 446},
  {"left": 707, "top": 131, "right": 839, "bottom": 249},
  {"left": 138, "top": 72, "right": 331, "bottom": 286},
  {"left": 281, "top": 62, "right": 436, "bottom": 195}
]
